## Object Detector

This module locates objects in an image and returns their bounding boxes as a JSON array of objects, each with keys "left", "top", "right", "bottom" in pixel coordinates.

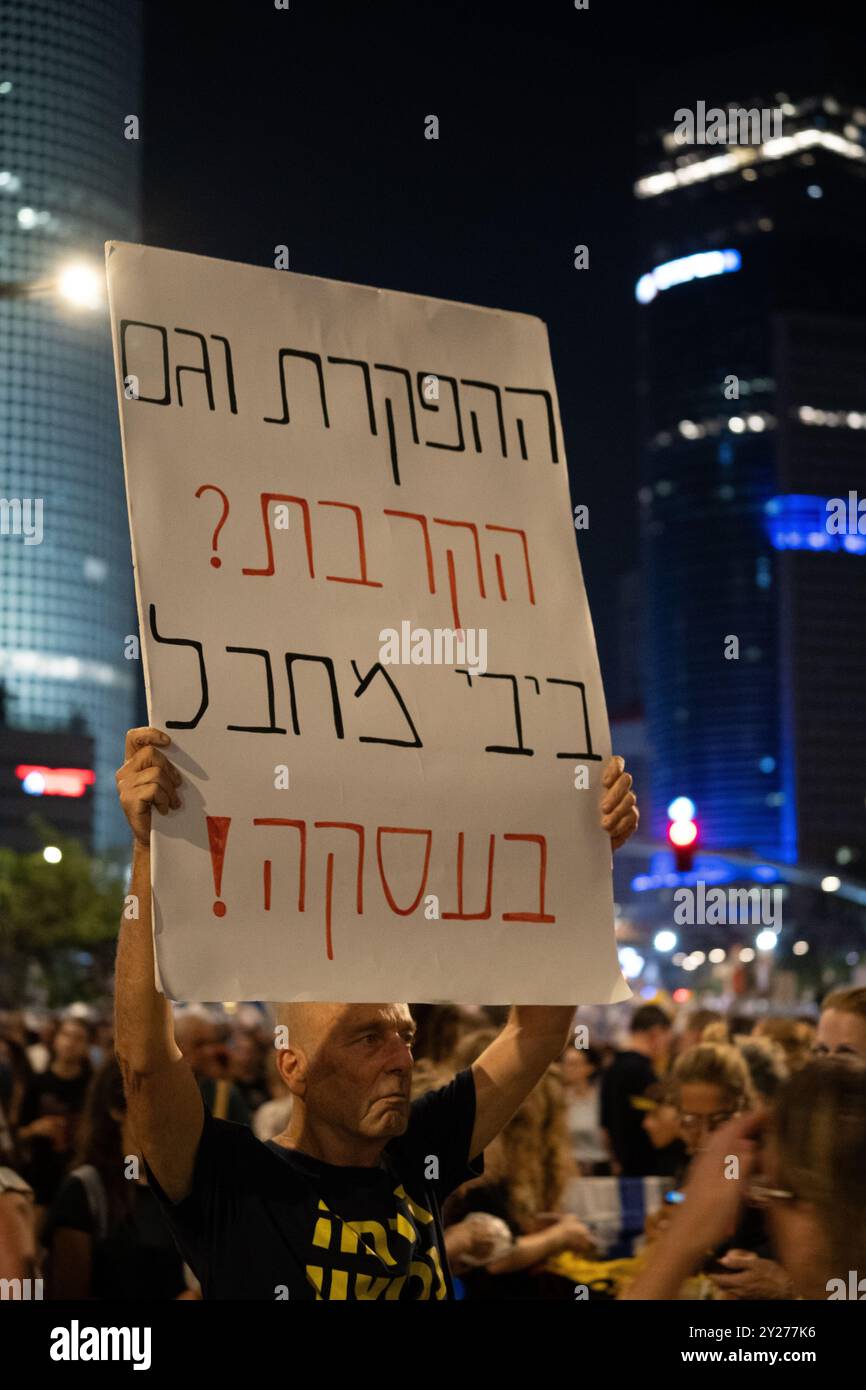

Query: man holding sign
[{"left": 114, "top": 726, "right": 638, "bottom": 1301}]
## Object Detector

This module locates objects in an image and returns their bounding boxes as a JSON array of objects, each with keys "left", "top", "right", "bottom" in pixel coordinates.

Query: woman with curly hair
[{"left": 442, "top": 1028, "right": 595, "bottom": 1299}]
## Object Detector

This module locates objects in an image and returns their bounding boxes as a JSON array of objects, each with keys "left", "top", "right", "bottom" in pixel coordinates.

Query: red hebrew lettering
[
  {"left": 243, "top": 493, "right": 315, "bottom": 578},
  {"left": 263, "top": 859, "right": 272, "bottom": 911},
  {"left": 318, "top": 500, "right": 382, "bottom": 587},
  {"left": 445, "top": 551, "right": 461, "bottom": 631},
  {"left": 252, "top": 818, "right": 307, "bottom": 910},
  {"left": 484, "top": 525, "right": 536, "bottom": 605},
  {"left": 206, "top": 816, "right": 231, "bottom": 918},
  {"left": 375, "top": 827, "right": 433, "bottom": 915},
  {"left": 501, "top": 833, "right": 555, "bottom": 922},
  {"left": 383, "top": 509, "right": 436, "bottom": 594},
  {"left": 314, "top": 822, "right": 365, "bottom": 960},
  {"left": 194, "top": 484, "right": 230, "bottom": 568},
  {"left": 441, "top": 831, "right": 495, "bottom": 921},
  {"left": 433, "top": 518, "right": 485, "bottom": 629}
]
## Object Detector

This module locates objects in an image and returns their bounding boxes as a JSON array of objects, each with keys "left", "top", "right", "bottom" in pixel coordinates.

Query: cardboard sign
[{"left": 107, "top": 241, "right": 629, "bottom": 1005}]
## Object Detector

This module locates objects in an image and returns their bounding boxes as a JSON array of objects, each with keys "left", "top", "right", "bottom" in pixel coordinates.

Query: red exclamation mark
[{"left": 206, "top": 816, "right": 231, "bottom": 918}]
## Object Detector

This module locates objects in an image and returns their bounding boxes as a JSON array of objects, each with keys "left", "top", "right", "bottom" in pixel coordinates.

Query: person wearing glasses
[
  {"left": 622, "top": 1057, "right": 866, "bottom": 1301},
  {"left": 647, "top": 1042, "right": 794, "bottom": 1300}
]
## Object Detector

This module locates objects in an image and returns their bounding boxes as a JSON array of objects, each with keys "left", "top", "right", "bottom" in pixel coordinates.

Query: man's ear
[{"left": 276, "top": 1045, "right": 307, "bottom": 1098}]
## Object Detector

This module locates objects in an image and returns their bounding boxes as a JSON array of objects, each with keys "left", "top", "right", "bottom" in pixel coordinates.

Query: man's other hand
[
  {"left": 601, "top": 756, "right": 639, "bottom": 851},
  {"left": 115, "top": 727, "right": 182, "bottom": 847}
]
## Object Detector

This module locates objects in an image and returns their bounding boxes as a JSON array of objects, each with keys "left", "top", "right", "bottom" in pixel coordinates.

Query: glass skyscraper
[
  {"left": 637, "top": 94, "right": 866, "bottom": 871},
  {"left": 0, "top": 0, "right": 142, "bottom": 849}
]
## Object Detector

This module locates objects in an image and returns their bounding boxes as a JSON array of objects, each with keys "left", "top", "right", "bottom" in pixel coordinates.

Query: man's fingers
[
  {"left": 117, "top": 744, "right": 182, "bottom": 786},
  {"left": 602, "top": 755, "right": 625, "bottom": 788},
  {"left": 123, "top": 727, "right": 171, "bottom": 762},
  {"left": 601, "top": 771, "right": 633, "bottom": 811},
  {"left": 128, "top": 768, "right": 178, "bottom": 812},
  {"left": 602, "top": 790, "right": 637, "bottom": 831},
  {"left": 611, "top": 812, "right": 639, "bottom": 849}
]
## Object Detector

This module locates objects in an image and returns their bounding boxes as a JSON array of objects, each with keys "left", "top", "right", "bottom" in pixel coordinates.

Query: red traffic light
[{"left": 668, "top": 819, "right": 697, "bottom": 848}]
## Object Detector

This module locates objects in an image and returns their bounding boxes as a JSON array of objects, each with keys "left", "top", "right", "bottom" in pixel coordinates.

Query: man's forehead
[{"left": 337, "top": 1003, "right": 413, "bottom": 1031}]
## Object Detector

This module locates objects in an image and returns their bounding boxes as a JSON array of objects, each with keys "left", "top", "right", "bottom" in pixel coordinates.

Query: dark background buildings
[{"left": 2, "top": 0, "right": 865, "bottom": 996}]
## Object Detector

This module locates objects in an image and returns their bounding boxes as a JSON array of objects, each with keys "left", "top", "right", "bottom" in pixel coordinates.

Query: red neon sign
[{"left": 15, "top": 765, "right": 95, "bottom": 798}]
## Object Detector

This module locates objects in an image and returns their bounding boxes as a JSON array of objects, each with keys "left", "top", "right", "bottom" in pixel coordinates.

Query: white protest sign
[{"left": 106, "top": 241, "right": 629, "bottom": 1005}]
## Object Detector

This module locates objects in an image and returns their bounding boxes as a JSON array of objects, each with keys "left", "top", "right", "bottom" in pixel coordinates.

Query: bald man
[{"left": 114, "top": 727, "right": 639, "bottom": 1300}]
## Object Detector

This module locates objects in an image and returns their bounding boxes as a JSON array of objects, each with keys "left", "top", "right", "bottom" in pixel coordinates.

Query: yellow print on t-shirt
[{"left": 305, "top": 1183, "right": 448, "bottom": 1299}]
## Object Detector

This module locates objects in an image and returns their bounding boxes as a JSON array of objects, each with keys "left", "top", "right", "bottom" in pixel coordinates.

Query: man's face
[
  {"left": 54, "top": 1021, "right": 89, "bottom": 1065},
  {"left": 814, "top": 1008, "right": 866, "bottom": 1060},
  {"left": 183, "top": 1022, "right": 221, "bottom": 1077},
  {"left": 295, "top": 1004, "right": 416, "bottom": 1142},
  {"left": 646, "top": 1025, "right": 672, "bottom": 1063}
]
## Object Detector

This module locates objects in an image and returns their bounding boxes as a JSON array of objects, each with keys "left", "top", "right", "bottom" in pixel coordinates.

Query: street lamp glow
[
  {"left": 755, "top": 929, "right": 778, "bottom": 951},
  {"left": 43, "top": 845, "right": 62, "bottom": 864},
  {"left": 793, "top": 940, "right": 809, "bottom": 956},
  {"left": 654, "top": 930, "right": 677, "bottom": 953},
  {"left": 821, "top": 875, "right": 841, "bottom": 893},
  {"left": 709, "top": 948, "right": 726, "bottom": 963},
  {"left": 739, "top": 947, "right": 756, "bottom": 963},
  {"left": 57, "top": 262, "right": 103, "bottom": 310},
  {"left": 618, "top": 947, "right": 645, "bottom": 980}
]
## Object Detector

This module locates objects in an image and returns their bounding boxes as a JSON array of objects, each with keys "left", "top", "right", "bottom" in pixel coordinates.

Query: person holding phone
[{"left": 622, "top": 1057, "right": 866, "bottom": 1301}]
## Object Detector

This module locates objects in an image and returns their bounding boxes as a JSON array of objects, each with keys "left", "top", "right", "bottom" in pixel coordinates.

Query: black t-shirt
[
  {"left": 43, "top": 1174, "right": 187, "bottom": 1301},
  {"left": 146, "top": 1067, "right": 483, "bottom": 1300},
  {"left": 19, "top": 1069, "right": 90, "bottom": 1204},
  {"left": 599, "top": 1050, "right": 658, "bottom": 1177}
]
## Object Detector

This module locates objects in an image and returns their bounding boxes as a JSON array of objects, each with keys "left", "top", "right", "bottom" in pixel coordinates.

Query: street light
[{"left": 0, "top": 259, "right": 103, "bottom": 309}]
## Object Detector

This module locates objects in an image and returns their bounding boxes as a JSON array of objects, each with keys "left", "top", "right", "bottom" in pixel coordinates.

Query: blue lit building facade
[
  {"left": 0, "top": 0, "right": 142, "bottom": 849},
  {"left": 637, "top": 95, "right": 866, "bottom": 871}
]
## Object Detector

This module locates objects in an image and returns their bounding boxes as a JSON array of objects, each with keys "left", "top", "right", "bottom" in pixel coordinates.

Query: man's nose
[{"left": 385, "top": 1036, "right": 414, "bottom": 1070}]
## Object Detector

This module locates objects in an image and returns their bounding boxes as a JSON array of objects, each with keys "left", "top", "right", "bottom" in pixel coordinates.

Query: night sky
[{"left": 141, "top": 1, "right": 862, "bottom": 705}]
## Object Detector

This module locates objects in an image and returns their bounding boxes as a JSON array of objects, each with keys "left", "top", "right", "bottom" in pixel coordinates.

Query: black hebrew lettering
[
  {"left": 545, "top": 678, "right": 602, "bottom": 760},
  {"left": 327, "top": 356, "right": 378, "bottom": 434},
  {"left": 456, "top": 669, "right": 534, "bottom": 756},
  {"left": 503, "top": 387, "right": 559, "bottom": 463},
  {"left": 119, "top": 320, "right": 171, "bottom": 405},
  {"left": 374, "top": 364, "right": 419, "bottom": 487},
  {"left": 210, "top": 335, "right": 238, "bottom": 414},
  {"left": 460, "top": 379, "right": 507, "bottom": 456},
  {"left": 225, "top": 647, "right": 287, "bottom": 733},
  {"left": 416, "top": 372, "right": 465, "bottom": 452},
  {"left": 350, "top": 660, "right": 423, "bottom": 748},
  {"left": 174, "top": 329, "right": 216, "bottom": 410},
  {"left": 263, "top": 349, "right": 331, "bottom": 427},
  {"left": 284, "top": 653, "right": 344, "bottom": 739},
  {"left": 148, "top": 603, "right": 209, "bottom": 728}
]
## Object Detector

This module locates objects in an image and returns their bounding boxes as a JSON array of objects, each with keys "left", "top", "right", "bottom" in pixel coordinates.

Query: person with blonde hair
[
  {"left": 623, "top": 1058, "right": 866, "bottom": 1300},
  {"left": 752, "top": 1016, "right": 814, "bottom": 1072},
  {"left": 814, "top": 986, "right": 866, "bottom": 1061},
  {"left": 669, "top": 1042, "right": 754, "bottom": 1159},
  {"left": 443, "top": 1030, "right": 595, "bottom": 1297}
]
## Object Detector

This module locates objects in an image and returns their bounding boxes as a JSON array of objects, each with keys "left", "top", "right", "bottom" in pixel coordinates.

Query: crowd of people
[{"left": 1, "top": 985, "right": 864, "bottom": 1300}]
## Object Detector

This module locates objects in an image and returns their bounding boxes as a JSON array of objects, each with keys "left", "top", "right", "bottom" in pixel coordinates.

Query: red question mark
[{"left": 194, "top": 484, "right": 230, "bottom": 568}]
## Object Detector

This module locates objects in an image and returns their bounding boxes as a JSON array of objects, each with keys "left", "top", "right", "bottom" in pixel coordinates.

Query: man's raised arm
[{"left": 114, "top": 727, "right": 204, "bottom": 1203}]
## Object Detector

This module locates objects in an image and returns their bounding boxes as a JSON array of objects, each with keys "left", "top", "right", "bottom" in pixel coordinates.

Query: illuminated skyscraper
[
  {"left": 637, "top": 94, "right": 866, "bottom": 870},
  {"left": 0, "top": 0, "right": 142, "bottom": 849}
]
